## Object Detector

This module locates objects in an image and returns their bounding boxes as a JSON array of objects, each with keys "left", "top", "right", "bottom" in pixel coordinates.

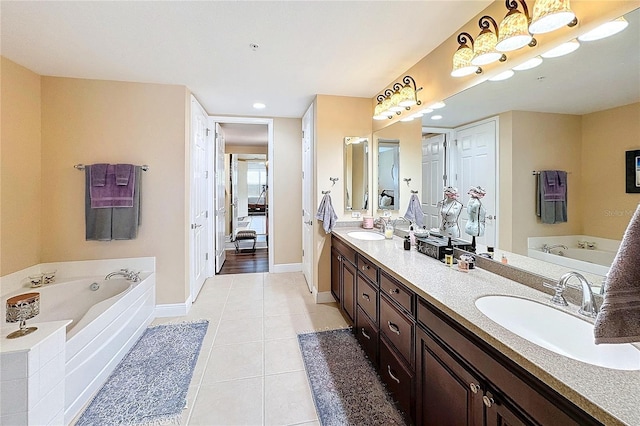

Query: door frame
[{"left": 209, "top": 115, "right": 275, "bottom": 272}]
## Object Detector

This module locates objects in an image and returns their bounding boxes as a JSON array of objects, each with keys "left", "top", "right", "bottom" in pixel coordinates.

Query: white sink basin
[
  {"left": 475, "top": 295, "right": 640, "bottom": 371},
  {"left": 347, "top": 231, "right": 385, "bottom": 241}
]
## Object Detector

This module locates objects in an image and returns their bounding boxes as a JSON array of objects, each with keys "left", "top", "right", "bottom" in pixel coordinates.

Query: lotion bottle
[{"left": 409, "top": 225, "right": 415, "bottom": 246}]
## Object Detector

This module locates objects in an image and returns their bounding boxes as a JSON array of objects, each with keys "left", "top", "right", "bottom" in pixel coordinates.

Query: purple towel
[
  {"left": 542, "top": 170, "right": 566, "bottom": 201},
  {"left": 89, "top": 164, "right": 136, "bottom": 208},
  {"left": 115, "top": 164, "right": 133, "bottom": 186},
  {"left": 90, "top": 163, "right": 109, "bottom": 187}
]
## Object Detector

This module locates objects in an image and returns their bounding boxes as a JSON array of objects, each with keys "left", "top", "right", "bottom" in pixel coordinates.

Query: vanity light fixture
[
  {"left": 512, "top": 56, "right": 543, "bottom": 70},
  {"left": 529, "top": 0, "right": 578, "bottom": 35},
  {"left": 541, "top": 39, "right": 580, "bottom": 58},
  {"left": 578, "top": 16, "right": 628, "bottom": 42},
  {"left": 372, "top": 76, "right": 422, "bottom": 120},
  {"left": 489, "top": 69, "right": 515, "bottom": 81},
  {"left": 471, "top": 16, "right": 508, "bottom": 66},
  {"left": 410, "top": 112, "right": 425, "bottom": 119},
  {"left": 496, "top": 0, "right": 537, "bottom": 52},
  {"left": 428, "top": 101, "right": 446, "bottom": 110},
  {"left": 451, "top": 32, "right": 482, "bottom": 77},
  {"left": 400, "top": 117, "right": 415, "bottom": 122}
]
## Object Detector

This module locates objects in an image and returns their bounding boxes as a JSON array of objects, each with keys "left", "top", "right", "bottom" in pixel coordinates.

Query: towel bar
[{"left": 74, "top": 163, "right": 149, "bottom": 171}]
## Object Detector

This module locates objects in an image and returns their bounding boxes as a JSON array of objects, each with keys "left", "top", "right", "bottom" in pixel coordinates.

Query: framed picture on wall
[{"left": 626, "top": 149, "right": 640, "bottom": 193}]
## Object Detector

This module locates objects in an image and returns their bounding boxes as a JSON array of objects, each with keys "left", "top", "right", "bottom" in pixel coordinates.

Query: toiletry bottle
[
  {"left": 444, "top": 248, "right": 454, "bottom": 266},
  {"left": 501, "top": 254, "right": 508, "bottom": 264},
  {"left": 409, "top": 225, "right": 415, "bottom": 246},
  {"left": 487, "top": 246, "right": 494, "bottom": 259},
  {"left": 404, "top": 236, "right": 411, "bottom": 250},
  {"left": 384, "top": 220, "right": 394, "bottom": 239}
]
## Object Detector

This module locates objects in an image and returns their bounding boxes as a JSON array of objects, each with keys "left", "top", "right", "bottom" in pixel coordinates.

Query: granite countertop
[{"left": 332, "top": 228, "right": 640, "bottom": 426}]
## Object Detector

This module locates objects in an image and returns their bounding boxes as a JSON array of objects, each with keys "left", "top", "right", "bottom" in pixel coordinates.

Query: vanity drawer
[
  {"left": 356, "top": 307, "right": 379, "bottom": 366},
  {"left": 380, "top": 271, "right": 414, "bottom": 315},
  {"left": 380, "top": 335, "right": 414, "bottom": 422},
  {"left": 357, "top": 254, "right": 378, "bottom": 285},
  {"left": 357, "top": 274, "right": 378, "bottom": 323},
  {"left": 332, "top": 236, "right": 356, "bottom": 265},
  {"left": 380, "top": 295, "right": 414, "bottom": 367}
]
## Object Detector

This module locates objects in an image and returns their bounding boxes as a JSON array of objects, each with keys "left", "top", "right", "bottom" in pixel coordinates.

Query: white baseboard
[
  {"left": 315, "top": 291, "right": 336, "bottom": 304},
  {"left": 271, "top": 263, "right": 302, "bottom": 273},
  {"left": 155, "top": 296, "right": 192, "bottom": 317}
]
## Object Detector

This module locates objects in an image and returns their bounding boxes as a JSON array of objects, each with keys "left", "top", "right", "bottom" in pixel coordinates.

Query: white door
[
  {"left": 422, "top": 133, "right": 447, "bottom": 230},
  {"left": 214, "top": 123, "right": 226, "bottom": 273},
  {"left": 190, "top": 96, "right": 210, "bottom": 301},
  {"left": 452, "top": 118, "right": 498, "bottom": 247},
  {"left": 301, "top": 104, "right": 314, "bottom": 293}
]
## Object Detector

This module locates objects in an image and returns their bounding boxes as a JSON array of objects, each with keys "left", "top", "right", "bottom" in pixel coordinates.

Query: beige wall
[
  {"left": 581, "top": 102, "right": 640, "bottom": 239},
  {"left": 315, "top": 95, "right": 372, "bottom": 293},
  {"left": 225, "top": 145, "right": 268, "bottom": 155},
  {"left": 40, "top": 77, "right": 190, "bottom": 305},
  {"left": 1, "top": 57, "right": 42, "bottom": 275},
  {"left": 272, "top": 117, "right": 303, "bottom": 265}
]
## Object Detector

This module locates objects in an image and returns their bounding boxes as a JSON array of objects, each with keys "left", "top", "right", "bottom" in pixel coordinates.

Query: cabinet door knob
[
  {"left": 361, "top": 328, "right": 371, "bottom": 340},
  {"left": 387, "top": 321, "right": 401, "bottom": 335},
  {"left": 389, "top": 288, "right": 400, "bottom": 295},
  {"left": 361, "top": 264, "right": 370, "bottom": 271},
  {"left": 482, "top": 395, "right": 495, "bottom": 408},
  {"left": 469, "top": 383, "right": 480, "bottom": 394},
  {"left": 387, "top": 365, "right": 401, "bottom": 384},
  {"left": 337, "top": 255, "right": 343, "bottom": 261},
  {"left": 362, "top": 293, "right": 370, "bottom": 301}
]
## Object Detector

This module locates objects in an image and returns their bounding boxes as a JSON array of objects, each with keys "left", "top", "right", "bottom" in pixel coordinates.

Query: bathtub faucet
[
  {"left": 542, "top": 244, "right": 568, "bottom": 253},
  {"left": 105, "top": 269, "right": 141, "bottom": 282}
]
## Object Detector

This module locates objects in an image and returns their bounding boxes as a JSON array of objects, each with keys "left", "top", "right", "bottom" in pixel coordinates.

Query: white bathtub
[
  {"left": 527, "top": 235, "right": 619, "bottom": 276},
  {"left": 1, "top": 268, "right": 156, "bottom": 424}
]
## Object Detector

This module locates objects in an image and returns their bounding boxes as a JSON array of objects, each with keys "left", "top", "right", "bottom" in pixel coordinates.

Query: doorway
[{"left": 211, "top": 119, "right": 273, "bottom": 275}]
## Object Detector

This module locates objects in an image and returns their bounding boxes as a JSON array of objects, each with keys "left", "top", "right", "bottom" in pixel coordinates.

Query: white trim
[
  {"left": 209, "top": 116, "right": 275, "bottom": 273},
  {"left": 270, "top": 262, "right": 302, "bottom": 273},
  {"left": 155, "top": 296, "right": 192, "bottom": 318},
  {"left": 315, "top": 291, "right": 336, "bottom": 304}
]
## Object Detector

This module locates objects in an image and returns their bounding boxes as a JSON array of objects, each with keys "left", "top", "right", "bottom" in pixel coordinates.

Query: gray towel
[
  {"left": 315, "top": 193, "right": 337, "bottom": 234},
  {"left": 536, "top": 173, "right": 567, "bottom": 224},
  {"left": 86, "top": 166, "right": 142, "bottom": 240},
  {"left": 404, "top": 193, "right": 424, "bottom": 228},
  {"left": 594, "top": 204, "right": 640, "bottom": 344}
]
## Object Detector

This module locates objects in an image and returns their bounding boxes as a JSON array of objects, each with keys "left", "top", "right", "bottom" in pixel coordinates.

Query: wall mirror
[
  {"left": 412, "top": 7, "right": 640, "bottom": 288},
  {"left": 377, "top": 139, "right": 400, "bottom": 210},
  {"left": 344, "top": 137, "right": 369, "bottom": 212}
]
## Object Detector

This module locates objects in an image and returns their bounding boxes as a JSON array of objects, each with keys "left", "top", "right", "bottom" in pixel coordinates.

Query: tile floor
[{"left": 152, "top": 271, "right": 349, "bottom": 425}]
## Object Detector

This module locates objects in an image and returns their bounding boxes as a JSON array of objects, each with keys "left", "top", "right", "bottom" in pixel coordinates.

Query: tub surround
[
  {"left": 332, "top": 228, "right": 639, "bottom": 426},
  {"left": 1, "top": 320, "right": 71, "bottom": 425}
]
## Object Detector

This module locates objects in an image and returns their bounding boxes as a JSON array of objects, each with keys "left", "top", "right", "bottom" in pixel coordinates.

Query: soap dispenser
[
  {"left": 404, "top": 236, "right": 411, "bottom": 250},
  {"left": 409, "top": 225, "right": 415, "bottom": 246}
]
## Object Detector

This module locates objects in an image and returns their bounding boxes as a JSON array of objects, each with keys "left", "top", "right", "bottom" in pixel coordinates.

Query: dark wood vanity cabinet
[
  {"left": 416, "top": 298, "right": 601, "bottom": 426},
  {"left": 331, "top": 238, "right": 357, "bottom": 324}
]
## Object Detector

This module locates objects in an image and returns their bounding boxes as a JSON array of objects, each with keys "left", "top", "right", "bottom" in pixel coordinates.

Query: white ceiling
[
  {"left": 421, "top": 8, "right": 640, "bottom": 128},
  {"left": 0, "top": 1, "right": 492, "bottom": 119},
  {"left": 220, "top": 123, "right": 268, "bottom": 146}
]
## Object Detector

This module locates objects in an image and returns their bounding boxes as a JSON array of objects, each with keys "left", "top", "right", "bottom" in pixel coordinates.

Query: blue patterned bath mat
[
  {"left": 76, "top": 320, "right": 209, "bottom": 426},
  {"left": 298, "top": 328, "right": 406, "bottom": 426}
]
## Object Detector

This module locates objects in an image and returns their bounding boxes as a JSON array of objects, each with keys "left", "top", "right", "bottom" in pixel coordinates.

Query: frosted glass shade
[
  {"left": 451, "top": 45, "right": 478, "bottom": 77},
  {"left": 541, "top": 39, "right": 579, "bottom": 58},
  {"left": 381, "top": 97, "right": 394, "bottom": 116},
  {"left": 398, "top": 85, "right": 417, "bottom": 107},
  {"left": 471, "top": 30, "right": 502, "bottom": 66},
  {"left": 496, "top": 10, "right": 533, "bottom": 52},
  {"left": 389, "top": 90, "right": 403, "bottom": 112},
  {"left": 513, "top": 56, "right": 543, "bottom": 71},
  {"left": 529, "top": 0, "right": 576, "bottom": 34},
  {"left": 578, "top": 17, "right": 628, "bottom": 41},
  {"left": 373, "top": 102, "right": 388, "bottom": 120}
]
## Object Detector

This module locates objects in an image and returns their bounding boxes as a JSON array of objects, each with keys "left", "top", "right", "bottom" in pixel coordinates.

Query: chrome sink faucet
[
  {"left": 105, "top": 268, "right": 140, "bottom": 282},
  {"left": 542, "top": 244, "right": 568, "bottom": 253},
  {"left": 544, "top": 271, "right": 599, "bottom": 318}
]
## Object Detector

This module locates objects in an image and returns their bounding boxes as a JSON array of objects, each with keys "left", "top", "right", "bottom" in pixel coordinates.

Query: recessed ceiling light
[
  {"left": 253, "top": 102, "right": 266, "bottom": 109},
  {"left": 513, "top": 56, "right": 543, "bottom": 71},
  {"left": 431, "top": 115, "right": 443, "bottom": 120},
  {"left": 489, "top": 70, "right": 515, "bottom": 81},
  {"left": 541, "top": 40, "right": 580, "bottom": 58}
]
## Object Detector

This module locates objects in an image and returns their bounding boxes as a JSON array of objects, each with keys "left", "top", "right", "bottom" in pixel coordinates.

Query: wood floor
[{"left": 218, "top": 248, "right": 269, "bottom": 275}]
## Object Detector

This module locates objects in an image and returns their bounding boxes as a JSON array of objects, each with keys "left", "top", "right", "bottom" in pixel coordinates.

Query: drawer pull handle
[
  {"left": 482, "top": 395, "right": 495, "bottom": 408},
  {"left": 387, "top": 321, "right": 401, "bottom": 335},
  {"left": 469, "top": 383, "right": 480, "bottom": 394},
  {"left": 387, "top": 365, "right": 400, "bottom": 384},
  {"left": 361, "top": 264, "right": 370, "bottom": 271},
  {"left": 361, "top": 328, "right": 371, "bottom": 340},
  {"left": 362, "top": 293, "right": 370, "bottom": 301},
  {"left": 337, "top": 255, "right": 343, "bottom": 261},
  {"left": 389, "top": 288, "right": 400, "bottom": 295}
]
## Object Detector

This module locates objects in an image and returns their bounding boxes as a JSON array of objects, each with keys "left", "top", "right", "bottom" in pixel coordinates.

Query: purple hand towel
[
  {"left": 89, "top": 164, "right": 136, "bottom": 208},
  {"left": 90, "top": 163, "right": 109, "bottom": 187},
  {"left": 115, "top": 164, "right": 133, "bottom": 186},
  {"left": 594, "top": 204, "right": 640, "bottom": 344},
  {"left": 542, "top": 170, "right": 566, "bottom": 202}
]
